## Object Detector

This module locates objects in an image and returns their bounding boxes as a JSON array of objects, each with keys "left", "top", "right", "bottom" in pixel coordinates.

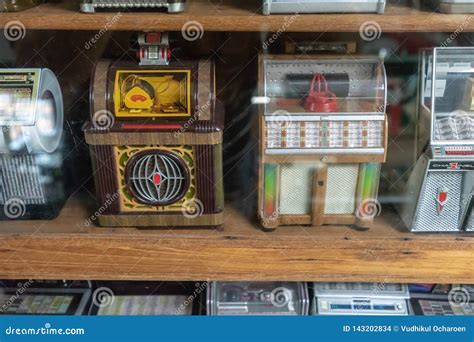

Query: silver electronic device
[
  {"left": 313, "top": 282, "right": 411, "bottom": 315},
  {"left": 262, "top": 0, "right": 386, "bottom": 15},
  {"left": 399, "top": 47, "right": 474, "bottom": 232},
  {"left": 207, "top": 282, "right": 309, "bottom": 316},
  {"left": 80, "top": 0, "right": 186, "bottom": 13}
]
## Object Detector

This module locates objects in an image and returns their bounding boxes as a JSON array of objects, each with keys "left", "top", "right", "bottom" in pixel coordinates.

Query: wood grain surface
[
  {"left": 0, "top": 1, "right": 473, "bottom": 32},
  {"left": 0, "top": 196, "right": 472, "bottom": 283}
]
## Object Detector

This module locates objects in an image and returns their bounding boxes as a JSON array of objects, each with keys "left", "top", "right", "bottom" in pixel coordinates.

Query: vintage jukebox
[
  {"left": 80, "top": 0, "right": 186, "bottom": 13},
  {"left": 207, "top": 282, "right": 309, "bottom": 315},
  {"left": 262, "top": 0, "right": 386, "bottom": 14},
  {"left": 0, "top": 68, "right": 66, "bottom": 220},
  {"left": 85, "top": 33, "right": 224, "bottom": 228},
  {"left": 258, "top": 55, "right": 388, "bottom": 230},
  {"left": 313, "top": 282, "right": 411, "bottom": 316},
  {"left": 400, "top": 47, "right": 473, "bottom": 232}
]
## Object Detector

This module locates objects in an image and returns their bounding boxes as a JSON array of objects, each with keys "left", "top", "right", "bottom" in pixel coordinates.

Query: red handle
[{"left": 309, "top": 73, "right": 329, "bottom": 95}]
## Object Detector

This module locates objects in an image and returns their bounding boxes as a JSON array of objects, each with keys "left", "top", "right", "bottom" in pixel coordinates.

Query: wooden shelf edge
[
  {"left": 0, "top": 196, "right": 472, "bottom": 283},
  {"left": 0, "top": 1, "right": 473, "bottom": 32}
]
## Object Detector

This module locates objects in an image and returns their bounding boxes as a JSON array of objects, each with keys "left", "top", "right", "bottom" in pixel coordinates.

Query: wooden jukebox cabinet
[
  {"left": 258, "top": 55, "right": 388, "bottom": 230},
  {"left": 85, "top": 33, "right": 224, "bottom": 228}
]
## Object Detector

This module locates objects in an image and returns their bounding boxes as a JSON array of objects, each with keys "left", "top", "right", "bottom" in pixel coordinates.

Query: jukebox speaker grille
[
  {"left": 125, "top": 151, "right": 188, "bottom": 206},
  {"left": 279, "top": 164, "right": 314, "bottom": 215},
  {"left": 0, "top": 155, "right": 45, "bottom": 205},
  {"left": 412, "top": 172, "right": 463, "bottom": 232},
  {"left": 324, "top": 164, "right": 359, "bottom": 215}
]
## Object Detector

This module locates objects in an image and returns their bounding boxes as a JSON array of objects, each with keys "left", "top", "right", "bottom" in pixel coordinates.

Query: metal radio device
[
  {"left": 207, "top": 282, "right": 309, "bottom": 316},
  {"left": 80, "top": 0, "right": 186, "bottom": 13},
  {"left": 313, "top": 282, "right": 411, "bottom": 315},
  {"left": 262, "top": 0, "right": 386, "bottom": 14}
]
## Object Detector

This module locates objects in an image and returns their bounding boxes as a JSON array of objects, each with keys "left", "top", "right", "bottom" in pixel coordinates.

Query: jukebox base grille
[
  {"left": 0, "top": 155, "right": 46, "bottom": 205},
  {"left": 279, "top": 164, "right": 314, "bottom": 215},
  {"left": 324, "top": 164, "right": 359, "bottom": 215}
]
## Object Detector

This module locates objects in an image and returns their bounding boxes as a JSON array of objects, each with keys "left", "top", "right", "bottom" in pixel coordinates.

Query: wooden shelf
[
  {"left": 0, "top": 1, "right": 473, "bottom": 32},
  {"left": 0, "top": 196, "right": 473, "bottom": 283}
]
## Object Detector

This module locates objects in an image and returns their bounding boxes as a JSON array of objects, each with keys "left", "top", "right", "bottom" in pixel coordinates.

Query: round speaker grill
[{"left": 125, "top": 150, "right": 189, "bottom": 206}]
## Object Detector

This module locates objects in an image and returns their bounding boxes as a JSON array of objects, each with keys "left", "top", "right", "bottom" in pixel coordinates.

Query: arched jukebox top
[
  {"left": 89, "top": 58, "right": 221, "bottom": 134},
  {"left": 261, "top": 55, "right": 387, "bottom": 116},
  {"left": 419, "top": 47, "right": 474, "bottom": 158}
]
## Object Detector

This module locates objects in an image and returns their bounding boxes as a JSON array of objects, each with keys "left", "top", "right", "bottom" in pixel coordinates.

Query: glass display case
[
  {"left": 207, "top": 282, "right": 309, "bottom": 315},
  {"left": 400, "top": 47, "right": 474, "bottom": 232},
  {"left": 313, "top": 282, "right": 411, "bottom": 315},
  {"left": 262, "top": 0, "right": 386, "bottom": 14},
  {"left": 259, "top": 55, "right": 387, "bottom": 230}
]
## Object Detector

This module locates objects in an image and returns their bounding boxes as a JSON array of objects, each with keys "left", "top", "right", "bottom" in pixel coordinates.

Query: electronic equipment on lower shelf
[
  {"left": 258, "top": 54, "right": 387, "bottom": 230},
  {"left": 424, "top": 0, "right": 474, "bottom": 13},
  {"left": 84, "top": 33, "right": 224, "bottom": 228},
  {"left": 410, "top": 285, "right": 474, "bottom": 315},
  {"left": 80, "top": 0, "right": 186, "bottom": 13},
  {"left": 400, "top": 47, "right": 474, "bottom": 232},
  {"left": 313, "top": 283, "right": 411, "bottom": 315},
  {"left": 207, "top": 282, "right": 309, "bottom": 315},
  {"left": 0, "top": 281, "right": 91, "bottom": 315},
  {"left": 0, "top": 68, "right": 67, "bottom": 220},
  {"left": 262, "top": 0, "right": 386, "bottom": 14},
  {"left": 0, "top": 0, "right": 44, "bottom": 11},
  {"left": 89, "top": 282, "right": 205, "bottom": 315}
]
